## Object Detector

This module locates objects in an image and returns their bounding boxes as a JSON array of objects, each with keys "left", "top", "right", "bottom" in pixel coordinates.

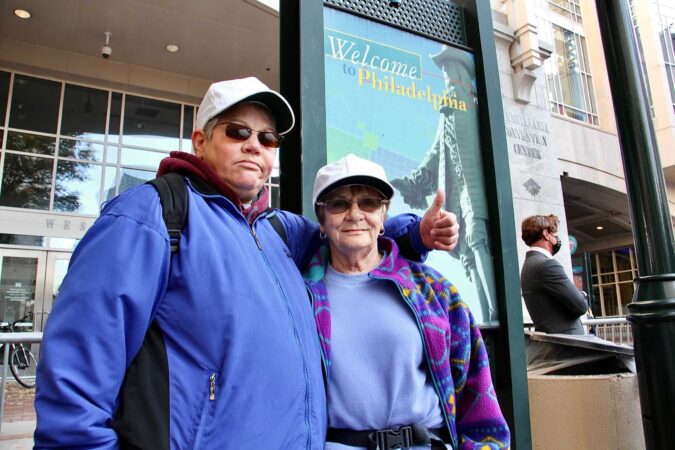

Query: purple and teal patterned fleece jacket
[{"left": 303, "top": 237, "right": 511, "bottom": 449}]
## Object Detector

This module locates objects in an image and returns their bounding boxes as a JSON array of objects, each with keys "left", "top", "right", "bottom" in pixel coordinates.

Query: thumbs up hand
[{"left": 419, "top": 190, "right": 459, "bottom": 251}]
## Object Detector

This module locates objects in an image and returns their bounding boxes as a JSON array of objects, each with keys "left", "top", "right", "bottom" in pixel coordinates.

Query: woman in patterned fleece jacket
[{"left": 304, "top": 154, "right": 510, "bottom": 449}]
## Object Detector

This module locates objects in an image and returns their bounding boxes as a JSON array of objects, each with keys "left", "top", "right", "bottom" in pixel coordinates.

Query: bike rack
[{"left": 0, "top": 332, "right": 42, "bottom": 433}]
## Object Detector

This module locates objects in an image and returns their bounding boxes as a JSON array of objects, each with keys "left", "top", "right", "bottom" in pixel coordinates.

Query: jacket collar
[
  {"left": 528, "top": 246, "right": 553, "bottom": 259},
  {"left": 304, "top": 237, "right": 402, "bottom": 281},
  {"left": 157, "top": 151, "right": 270, "bottom": 224}
]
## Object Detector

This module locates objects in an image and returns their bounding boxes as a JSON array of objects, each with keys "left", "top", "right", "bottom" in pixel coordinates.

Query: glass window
[
  {"left": 53, "top": 160, "right": 103, "bottom": 214},
  {"left": 601, "top": 286, "right": 618, "bottom": 316},
  {"left": 6, "top": 131, "right": 56, "bottom": 155},
  {"left": 103, "top": 166, "right": 118, "bottom": 201},
  {"left": 0, "top": 71, "right": 201, "bottom": 216},
  {"left": 617, "top": 271, "right": 634, "bottom": 282},
  {"left": 183, "top": 105, "right": 194, "bottom": 151},
  {"left": 49, "top": 238, "right": 79, "bottom": 250},
  {"left": 59, "top": 139, "right": 104, "bottom": 162},
  {"left": 0, "top": 256, "right": 38, "bottom": 322},
  {"left": 548, "top": 0, "right": 583, "bottom": 24},
  {"left": 615, "top": 248, "right": 633, "bottom": 271},
  {"left": 61, "top": 85, "right": 108, "bottom": 140},
  {"left": 265, "top": 153, "right": 281, "bottom": 208},
  {"left": 118, "top": 167, "right": 155, "bottom": 193},
  {"left": 591, "top": 247, "right": 636, "bottom": 317},
  {"left": 0, "top": 71, "right": 9, "bottom": 125},
  {"left": 9, "top": 75, "right": 61, "bottom": 133},
  {"left": 558, "top": 30, "right": 583, "bottom": 111},
  {"left": 269, "top": 184, "right": 280, "bottom": 208},
  {"left": 629, "top": 0, "right": 656, "bottom": 118},
  {"left": 596, "top": 251, "right": 613, "bottom": 274},
  {"left": 120, "top": 147, "right": 167, "bottom": 169},
  {"left": 0, "top": 153, "right": 53, "bottom": 209},
  {"left": 592, "top": 285, "right": 600, "bottom": 311},
  {"left": 545, "top": 25, "right": 599, "bottom": 125},
  {"left": 659, "top": 26, "right": 675, "bottom": 114},
  {"left": 106, "top": 145, "right": 119, "bottom": 165},
  {"left": 0, "top": 234, "right": 45, "bottom": 247},
  {"left": 618, "top": 283, "right": 633, "bottom": 314},
  {"left": 109, "top": 92, "right": 122, "bottom": 143},
  {"left": 123, "top": 95, "right": 180, "bottom": 150}
]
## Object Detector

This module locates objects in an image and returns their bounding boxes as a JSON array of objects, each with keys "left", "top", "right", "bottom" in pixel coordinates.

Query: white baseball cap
[
  {"left": 195, "top": 77, "right": 295, "bottom": 134},
  {"left": 312, "top": 154, "right": 394, "bottom": 207}
]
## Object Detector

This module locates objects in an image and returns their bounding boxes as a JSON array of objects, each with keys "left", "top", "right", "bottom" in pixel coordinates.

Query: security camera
[
  {"left": 388, "top": 0, "right": 401, "bottom": 7},
  {"left": 101, "top": 31, "right": 112, "bottom": 60}
]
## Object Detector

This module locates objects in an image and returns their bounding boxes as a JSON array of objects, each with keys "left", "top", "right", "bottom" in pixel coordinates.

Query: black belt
[{"left": 327, "top": 424, "right": 451, "bottom": 450}]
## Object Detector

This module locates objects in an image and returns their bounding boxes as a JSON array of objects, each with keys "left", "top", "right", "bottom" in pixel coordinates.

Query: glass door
[
  {"left": 0, "top": 249, "right": 71, "bottom": 332},
  {"left": 38, "top": 252, "right": 71, "bottom": 331},
  {"left": 0, "top": 249, "right": 46, "bottom": 329}
]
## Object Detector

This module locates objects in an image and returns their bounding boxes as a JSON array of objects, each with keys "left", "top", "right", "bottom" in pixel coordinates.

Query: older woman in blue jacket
[{"left": 304, "top": 154, "right": 510, "bottom": 450}]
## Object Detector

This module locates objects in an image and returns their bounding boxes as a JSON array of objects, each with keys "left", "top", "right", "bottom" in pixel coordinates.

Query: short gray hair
[
  {"left": 202, "top": 116, "right": 220, "bottom": 141},
  {"left": 191, "top": 116, "right": 220, "bottom": 153}
]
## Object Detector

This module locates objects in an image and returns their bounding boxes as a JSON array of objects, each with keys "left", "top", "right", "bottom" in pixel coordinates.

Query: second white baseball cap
[{"left": 312, "top": 154, "right": 394, "bottom": 207}]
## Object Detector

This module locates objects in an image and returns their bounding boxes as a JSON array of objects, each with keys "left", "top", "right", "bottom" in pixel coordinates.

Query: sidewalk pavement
[
  {"left": 0, "top": 420, "right": 34, "bottom": 450},
  {"left": 1, "top": 382, "right": 36, "bottom": 449}
]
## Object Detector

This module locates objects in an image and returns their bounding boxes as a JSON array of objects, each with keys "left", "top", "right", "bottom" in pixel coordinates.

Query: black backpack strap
[
  {"left": 147, "top": 173, "right": 188, "bottom": 253},
  {"left": 265, "top": 210, "right": 288, "bottom": 247}
]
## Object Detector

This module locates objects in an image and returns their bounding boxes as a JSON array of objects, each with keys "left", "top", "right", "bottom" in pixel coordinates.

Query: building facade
[{"left": 493, "top": 0, "right": 675, "bottom": 322}]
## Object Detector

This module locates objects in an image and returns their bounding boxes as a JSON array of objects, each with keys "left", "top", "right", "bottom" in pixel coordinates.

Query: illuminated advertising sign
[{"left": 323, "top": 7, "right": 497, "bottom": 324}]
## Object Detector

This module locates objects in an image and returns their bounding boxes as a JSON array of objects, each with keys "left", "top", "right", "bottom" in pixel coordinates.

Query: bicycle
[{"left": 0, "top": 315, "right": 38, "bottom": 388}]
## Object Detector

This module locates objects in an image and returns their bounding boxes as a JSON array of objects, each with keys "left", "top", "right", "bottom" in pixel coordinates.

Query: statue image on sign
[{"left": 390, "top": 45, "right": 496, "bottom": 322}]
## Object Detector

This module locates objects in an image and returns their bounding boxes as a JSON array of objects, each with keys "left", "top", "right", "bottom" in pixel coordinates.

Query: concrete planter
[{"left": 528, "top": 372, "right": 645, "bottom": 450}]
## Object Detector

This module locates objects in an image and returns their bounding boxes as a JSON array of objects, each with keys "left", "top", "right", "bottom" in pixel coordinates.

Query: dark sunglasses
[
  {"left": 217, "top": 122, "right": 284, "bottom": 148},
  {"left": 316, "top": 197, "right": 389, "bottom": 214}
]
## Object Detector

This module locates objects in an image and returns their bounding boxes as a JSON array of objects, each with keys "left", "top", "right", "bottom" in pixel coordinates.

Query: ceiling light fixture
[
  {"left": 14, "top": 9, "right": 31, "bottom": 19},
  {"left": 596, "top": 225, "right": 604, "bottom": 230},
  {"left": 166, "top": 44, "right": 180, "bottom": 53}
]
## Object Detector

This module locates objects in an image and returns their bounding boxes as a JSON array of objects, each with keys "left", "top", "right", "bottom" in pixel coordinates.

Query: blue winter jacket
[{"left": 34, "top": 156, "right": 428, "bottom": 450}]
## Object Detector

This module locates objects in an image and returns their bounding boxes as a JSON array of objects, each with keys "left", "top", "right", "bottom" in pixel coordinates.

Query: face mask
[{"left": 551, "top": 235, "right": 562, "bottom": 255}]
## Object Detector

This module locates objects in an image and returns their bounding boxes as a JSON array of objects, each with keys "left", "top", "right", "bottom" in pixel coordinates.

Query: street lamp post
[{"left": 594, "top": 1, "right": 675, "bottom": 448}]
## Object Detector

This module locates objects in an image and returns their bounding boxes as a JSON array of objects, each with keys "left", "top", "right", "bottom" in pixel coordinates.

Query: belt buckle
[{"left": 374, "top": 426, "right": 413, "bottom": 449}]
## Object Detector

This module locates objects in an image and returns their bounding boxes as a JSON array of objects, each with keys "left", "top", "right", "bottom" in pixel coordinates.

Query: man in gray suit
[{"left": 520, "top": 214, "right": 588, "bottom": 335}]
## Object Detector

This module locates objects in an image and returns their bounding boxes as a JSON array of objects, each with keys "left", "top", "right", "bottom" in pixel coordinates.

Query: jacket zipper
[
  {"left": 209, "top": 372, "right": 216, "bottom": 401},
  {"left": 193, "top": 371, "right": 217, "bottom": 450},
  {"left": 251, "top": 217, "right": 313, "bottom": 450},
  {"left": 250, "top": 227, "right": 262, "bottom": 249}
]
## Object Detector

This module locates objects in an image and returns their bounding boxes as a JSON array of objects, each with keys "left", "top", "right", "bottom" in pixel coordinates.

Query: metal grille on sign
[{"left": 324, "top": 0, "right": 467, "bottom": 47}]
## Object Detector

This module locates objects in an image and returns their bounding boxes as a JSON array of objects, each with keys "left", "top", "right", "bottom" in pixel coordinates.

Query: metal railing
[
  {"left": 524, "top": 317, "right": 633, "bottom": 346},
  {"left": 582, "top": 317, "right": 633, "bottom": 346},
  {"left": 0, "top": 332, "right": 42, "bottom": 433}
]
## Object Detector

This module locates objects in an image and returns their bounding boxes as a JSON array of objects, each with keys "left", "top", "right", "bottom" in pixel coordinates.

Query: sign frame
[{"left": 280, "top": 1, "right": 531, "bottom": 447}]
